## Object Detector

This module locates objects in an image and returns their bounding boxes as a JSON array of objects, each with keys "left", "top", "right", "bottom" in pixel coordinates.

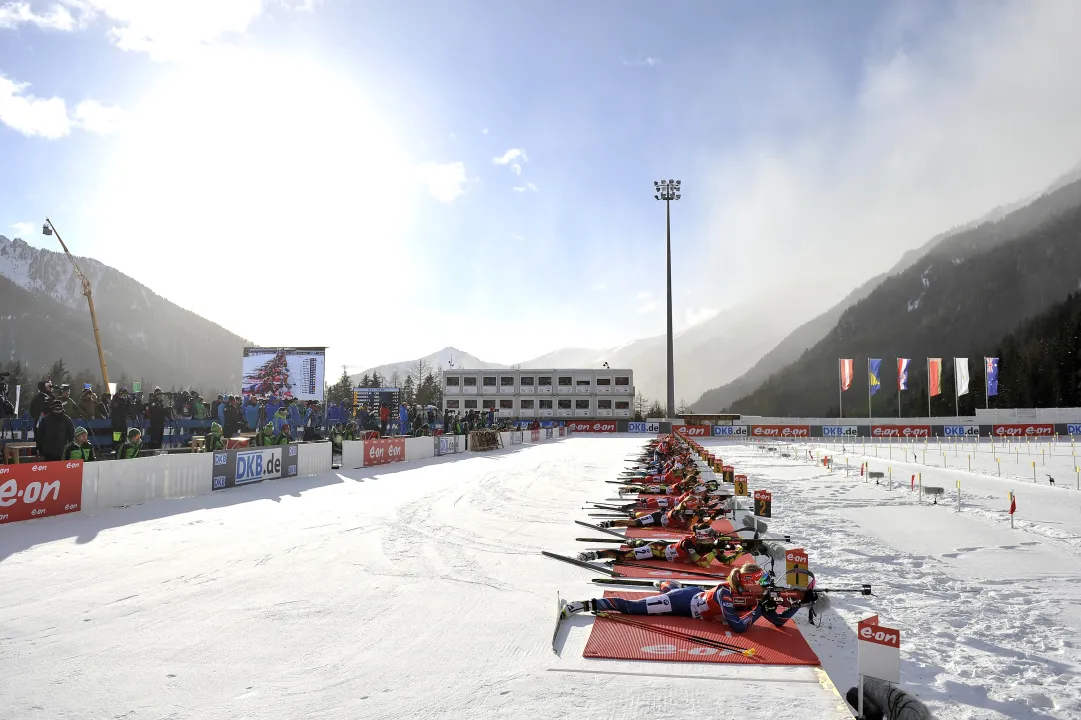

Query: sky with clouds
[{"left": 2, "top": 1, "right": 1081, "bottom": 373}]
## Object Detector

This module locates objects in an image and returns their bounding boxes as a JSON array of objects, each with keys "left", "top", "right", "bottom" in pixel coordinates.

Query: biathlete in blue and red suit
[
  {"left": 632, "top": 482, "right": 729, "bottom": 511},
  {"left": 561, "top": 563, "right": 804, "bottom": 633},
  {"left": 597, "top": 495, "right": 728, "bottom": 531}
]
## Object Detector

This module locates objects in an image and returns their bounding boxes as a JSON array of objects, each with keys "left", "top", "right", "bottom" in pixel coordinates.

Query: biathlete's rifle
[
  {"left": 574, "top": 521, "right": 791, "bottom": 545},
  {"left": 592, "top": 611, "right": 755, "bottom": 657},
  {"left": 764, "top": 569, "right": 874, "bottom": 625}
]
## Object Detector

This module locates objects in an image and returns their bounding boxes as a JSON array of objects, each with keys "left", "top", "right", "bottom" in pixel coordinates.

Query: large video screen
[{"left": 242, "top": 347, "right": 326, "bottom": 402}]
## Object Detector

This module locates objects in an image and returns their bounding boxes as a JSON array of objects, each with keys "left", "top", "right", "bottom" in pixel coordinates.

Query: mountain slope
[
  {"left": 729, "top": 178, "right": 1081, "bottom": 416},
  {"left": 350, "top": 346, "right": 506, "bottom": 385},
  {"left": 991, "top": 290, "right": 1081, "bottom": 408},
  {"left": 0, "top": 235, "right": 250, "bottom": 391},
  {"left": 692, "top": 273, "right": 886, "bottom": 411}
]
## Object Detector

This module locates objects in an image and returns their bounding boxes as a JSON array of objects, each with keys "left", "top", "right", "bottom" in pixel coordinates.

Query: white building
[{"left": 442, "top": 368, "right": 634, "bottom": 419}]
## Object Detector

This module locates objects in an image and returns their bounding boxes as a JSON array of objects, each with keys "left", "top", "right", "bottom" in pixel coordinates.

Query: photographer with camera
[{"left": 0, "top": 374, "right": 15, "bottom": 419}]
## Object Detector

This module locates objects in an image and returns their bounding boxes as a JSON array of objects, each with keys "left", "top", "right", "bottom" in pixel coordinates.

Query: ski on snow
[
  {"left": 541, "top": 550, "right": 621, "bottom": 576},
  {"left": 552, "top": 592, "right": 566, "bottom": 653}
]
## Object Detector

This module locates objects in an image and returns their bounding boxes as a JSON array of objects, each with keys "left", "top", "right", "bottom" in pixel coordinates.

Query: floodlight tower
[{"left": 654, "top": 179, "right": 681, "bottom": 419}]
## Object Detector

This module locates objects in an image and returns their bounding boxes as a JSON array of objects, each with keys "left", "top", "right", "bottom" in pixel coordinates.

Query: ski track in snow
[{"left": 710, "top": 439, "right": 1081, "bottom": 720}]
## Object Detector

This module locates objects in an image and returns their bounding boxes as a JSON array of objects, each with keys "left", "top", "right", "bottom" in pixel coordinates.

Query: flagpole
[
  {"left": 897, "top": 358, "right": 901, "bottom": 419},
  {"left": 985, "top": 358, "right": 990, "bottom": 411},
  {"left": 927, "top": 357, "right": 931, "bottom": 418},
  {"left": 838, "top": 359, "right": 843, "bottom": 419}
]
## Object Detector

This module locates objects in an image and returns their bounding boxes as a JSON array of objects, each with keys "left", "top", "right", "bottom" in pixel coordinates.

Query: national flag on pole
[
  {"left": 955, "top": 357, "right": 970, "bottom": 397},
  {"left": 897, "top": 358, "right": 910, "bottom": 391},
  {"left": 868, "top": 359, "right": 882, "bottom": 396},
  {"left": 929, "top": 358, "right": 942, "bottom": 397},
  {"left": 840, "top": 359, "right": 854, "bottom": 391},
  {"left": 1009, "top": 491, "right": 1016, "bottom": 515},
  {"left": 985, "top": 357, "right": 999, "bottom": 397}
]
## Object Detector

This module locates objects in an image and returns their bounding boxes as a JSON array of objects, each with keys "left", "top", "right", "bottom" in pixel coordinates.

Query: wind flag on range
[
  {"left": 954, "top": 357, "right": 970, "bottom": 417},
  {"left": 985, "top": 357, "right": 999, "bottom": 409},
  {"left": 896, "top": 358, "right": 910, "bottom": 418},
  {"left": 838, "top": 358, "right": 854, "bottom": 419},
  {"left": 928, "top": 358, "right": 943, "bottom": 418}
]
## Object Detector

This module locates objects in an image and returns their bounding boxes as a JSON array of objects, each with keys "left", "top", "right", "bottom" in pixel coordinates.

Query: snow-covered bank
[
  {"left": 706, "top": 439, "right": 1081, "bottom": 719},
  {"left": 0, "top": 438, "right": 850, "bottom": 720}
]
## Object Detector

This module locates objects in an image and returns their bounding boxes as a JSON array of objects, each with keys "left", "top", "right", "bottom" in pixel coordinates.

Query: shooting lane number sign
[
  {"left": 733, "top": 474, "right": 749, "bottom": 496},
  {"left": 786, "top": 548, "right": 809, "bottom": 589},
  {"left": 753, "top": 489, "right": 772, "bottom": 518}
]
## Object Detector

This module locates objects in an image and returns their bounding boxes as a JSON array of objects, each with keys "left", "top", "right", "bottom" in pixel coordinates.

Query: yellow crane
[{"left": 42, "top": 218, "right": 110, "bottom": 390}]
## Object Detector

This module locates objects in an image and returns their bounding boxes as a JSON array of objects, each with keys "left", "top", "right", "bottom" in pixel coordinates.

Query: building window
[
  {"left": 596, "top": 378, "right": 611, "bottom": 386},
  {"left": 575, "top": 399, "right": 589, "bottom": 410},
  {"left": 615, "top": 376, "right": 630, "bottom": 386},
  {"left": 465, "top": 399, "right": 478, "bottom": 409},
  {"left": 500, "top": 376, "right": 515, "bottom": 387},
  {"left": 598, "top": 399, "right": 612, "bottom": 410},
  {"left": 464, "top": 377, "right": 477, "bottom": 387},
  {"left": 576, "top": 379, "right": 590, "bottom": 387},
  {"left": 500, "top": 399, "right": 513, "bottom": 410},
  {"left": 538, "top": 376, "right": 552, "bottom": 386},
  {"left": 539, "top": 399, "right": 553, "bottom": 409},
  {"left": 482, "top": 399, "right": 496, "bottom": 409},
  {"left": 558, "top": 376, "right": 572, "bottom": 387},
  {"left": 447, "top": 400, "right": 460, "bottom": 409},
  {"left": 520, "top": 376, "right": 535, "bottom": 386},
  {"left": 483, "top": 376, "right": 497, "bottom": 386},
  {"left": 558, "top": 399, "right": 572, "bottom": 409},
  {"left": 520, "top": 399, "right": 535, "bottom": 409},
  {"left": 446, "top": 377, "right": 460, "bottom": 387},
  {"left": 615, "top": 401, "right": 630, "bottom": 410}
]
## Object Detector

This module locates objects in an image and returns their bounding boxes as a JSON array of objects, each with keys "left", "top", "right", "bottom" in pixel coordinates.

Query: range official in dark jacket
[
  {"left": 29, "top": 379, "right": 53, "bottom": 423},
  {"left": 36, "top": 399, "right": 74, "bottom": 461}
]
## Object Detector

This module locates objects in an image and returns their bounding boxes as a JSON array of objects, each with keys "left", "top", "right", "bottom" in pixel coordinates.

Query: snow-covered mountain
[
  {"left": 350, "top": 346, "right": 507, "bottom": 385},
  {"left": 0, "top": 235, "right": 250, "bottom": 392}
]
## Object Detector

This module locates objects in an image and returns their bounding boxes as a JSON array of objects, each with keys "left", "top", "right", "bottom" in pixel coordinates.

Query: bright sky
[{"left": 2, "top": 1, "right": 1081, "bottom": 373}]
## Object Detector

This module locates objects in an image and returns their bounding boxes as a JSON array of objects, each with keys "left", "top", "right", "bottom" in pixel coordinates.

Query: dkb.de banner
[
  {"left": 436, "top": 435, "right": 459, "bottom": 456},
  {"left": 212, "top": 444, "right": 299, "bottom": 491}
]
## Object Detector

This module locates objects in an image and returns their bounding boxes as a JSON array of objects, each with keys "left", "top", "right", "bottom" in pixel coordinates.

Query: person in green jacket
[
  {"left": 270, "top": 422, "right": 293, "bottom": 445},
  {"left": 118, "top": 427, "right": 142, "bottom": 459},
  {"left": 205, "top": 421, "right": 225, "bottom": 451},
  {"left": 63, "top": 427, "right": 98, "bottom": 462},
  {"left": 343, "top": 421, "right": 359, "bottom": 442},
  {"left": 254, "top": 422, "right": 274, "bottom": 446},
  {"left": 330, "top": 422, "right": 345, "bottom": 453}
]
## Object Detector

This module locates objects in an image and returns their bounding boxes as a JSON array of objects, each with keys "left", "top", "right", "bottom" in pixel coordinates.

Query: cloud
[
  {"left": 590, "top": 281, "right": 608, "bottom": 292},
  {"left": 684, "top": 306, "right": 719, "bottom": 328},
  {"left": 621, "top": 56, "right": 661, "bottom": 68},
  {"left": 0, "top": 1, "right": 77, "bottom": 30},
  {"left": 417, "top": 161, "right": 467, "bottom": 202},
  {"left": 512, "top": 182, "right": 537, "bottom": 192},
  {"left": 9, "top": 221, "right": 35, "bottom": 237},
  {"left": 637, "top": 300, "right": 658, "bottom": 314},
  {"left": 0, "top": 71, "right": 126, "bottom": 139},
  {"left": 0, "top": 0, "right": 301, "bottom": 62},
  {"left": 511, "top": 233, "right": 524, "bottom": 241},
  {"left": 511, "top": 162, "right": 521, "bottom": 175},
  {"left": 695, "top": 2, "right": 1081, "bottom": 321},
  {"left": 481, "top": 127, "right": 488, "bottom": 134},
  {"left": 0, "top": 72, "right": 72, "bottom": 138},
  {"left": 74, "top": 99, "right": 126, "bottom": 134},
  {"left": 493, "top": 148, "right": 527, "bottom": 165}
]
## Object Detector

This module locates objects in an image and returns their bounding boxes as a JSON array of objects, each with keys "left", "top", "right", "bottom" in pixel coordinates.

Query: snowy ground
[
  {"left": 4, "top": 437, "right": 1077, "bottom": 719},
  {"left": 706, "top": 438, "right": 1081, "bottom": 719},
  {"left": 0, "top": 438, "right": 850, "bottom": 720}
]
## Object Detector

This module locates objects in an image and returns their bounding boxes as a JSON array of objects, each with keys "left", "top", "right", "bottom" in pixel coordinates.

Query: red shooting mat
[
  {"left": 625, "top": 517, "right": 736, "bottom": 540},
  {"left": 582, "top": 591, "right": 820, "bottom": 666},
  {"left": 613, "top": 555, "right": 753, "bottom": 580}
]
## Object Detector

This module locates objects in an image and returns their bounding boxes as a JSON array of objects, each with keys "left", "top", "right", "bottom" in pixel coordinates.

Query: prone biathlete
[
  {"left": 577, "top": 535, "right": 747, "bottom": 568},
  {"left": 561, "top": 563, "right": 803, "bottom": 633},
  {"left": 598, "top": 496, "right": 729, "bottom": 531}
]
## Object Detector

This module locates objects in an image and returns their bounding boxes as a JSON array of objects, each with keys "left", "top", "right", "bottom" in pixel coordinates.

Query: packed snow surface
[{"left": 2, "top": 436, "right": 1080, "bottom": 719}]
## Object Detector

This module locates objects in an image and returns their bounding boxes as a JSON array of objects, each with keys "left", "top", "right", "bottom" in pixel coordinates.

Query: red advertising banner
[
  {"left": 675, "top": 425, "right": 710, "bottom": 437},
  {"left": 750, "top": 425, "right": 810, "bottom": 438},
  {"left": 567, "top": 421, "right": 617, "bottom": 433},
  {"left": 0, "top": 460, "right": 83, "bottom": 525},
  {"left": 992, "top": 423, "right": 1054, "bottom": 437},
  {"left": 363, "top": 438, "right": 407, "bottom": 466},
  {"left": 871, "top": 425, "right": 930, "bottom": 438},
  {"left": 858, "top": 616, "right": 900, "bottom": 648}
]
